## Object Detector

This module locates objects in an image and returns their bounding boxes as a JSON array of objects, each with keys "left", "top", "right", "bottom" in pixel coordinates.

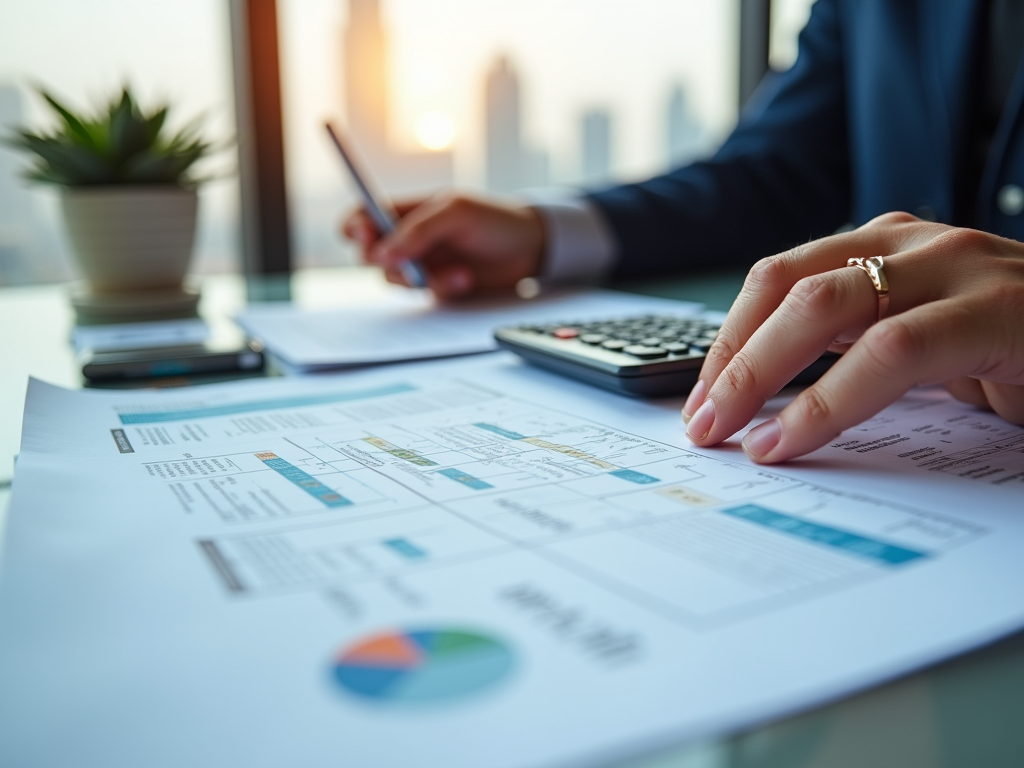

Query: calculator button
[
  {"left": 552, "top": 327, "right": 579, "bottom": 339},
  {"left": 623, "top": 345, "right": 669, "bottom": 359},
  {"left": 640, "top": 337, "right": 663, "bottom": 346},
  {"left": 689, "top": 342, "right": 711, "bottom": 353},
  {"left": 580, "top": 334, "right": 607, "bottom": 345},
  {"left": 662, "top": 342, "right": 690, "bottom": 354},
  {"left": 601, "top": 340, "right": 629, "bottom": 351}
]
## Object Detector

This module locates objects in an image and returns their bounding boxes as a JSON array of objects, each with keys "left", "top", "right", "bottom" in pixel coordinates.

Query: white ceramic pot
[{"left": 60, "top": 186, "right": 198, "bottom": 293}]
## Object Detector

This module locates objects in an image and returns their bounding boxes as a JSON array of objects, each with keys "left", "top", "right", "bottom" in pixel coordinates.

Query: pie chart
[{"left": 332, "top": 627, "right": 515, "bottom": 706}]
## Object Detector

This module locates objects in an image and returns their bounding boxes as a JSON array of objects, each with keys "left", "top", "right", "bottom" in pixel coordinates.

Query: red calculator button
[{"left": 552, "top": 327, "right": 579, "bottom": 339}]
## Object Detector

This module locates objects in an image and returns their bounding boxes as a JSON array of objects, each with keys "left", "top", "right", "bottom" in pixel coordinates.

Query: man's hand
[
  {"left": 341, "top": 193, "right": 546, "bottom": 300},
  {"left": 681, "top": 212, "right": 1024, "bottom": 463}
]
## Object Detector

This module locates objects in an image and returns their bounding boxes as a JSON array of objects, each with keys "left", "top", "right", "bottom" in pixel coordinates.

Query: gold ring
[{"left": 847, "top": 256, "right": 890, "bottom": 322}]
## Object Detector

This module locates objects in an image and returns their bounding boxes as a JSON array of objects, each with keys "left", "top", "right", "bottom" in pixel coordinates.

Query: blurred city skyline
[
  {"left": 285, "top": 0, "right": 738, "bottom": 194},
  {"left": 335, "top": 0, "right": 713, "bottom": 195}
]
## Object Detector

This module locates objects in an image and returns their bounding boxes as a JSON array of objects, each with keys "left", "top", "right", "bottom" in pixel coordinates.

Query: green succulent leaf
[
  {"left": 122, "top": 151, "right": 183, "bottom": 183},
  {"left": 39, "top": 90, "right": 95, "bottom": 149},
  {"left": 24, "top": 163, "right": 77, "bottom": 186},
  {"left": 144, "top": 107, "right": 168, "bottom": 146},
  {"left": 13, "top": 133, "right": 117, "bottom": 184}
]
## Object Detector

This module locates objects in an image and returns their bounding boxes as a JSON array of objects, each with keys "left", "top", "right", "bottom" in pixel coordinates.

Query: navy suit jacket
[{"left": 588, "top": 0, "right": 1024, "bottom": 278}]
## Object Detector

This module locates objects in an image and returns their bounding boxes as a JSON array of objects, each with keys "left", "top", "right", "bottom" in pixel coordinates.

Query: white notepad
[{"left": 236, "top": 289, "right": 703, "bottom": 371}]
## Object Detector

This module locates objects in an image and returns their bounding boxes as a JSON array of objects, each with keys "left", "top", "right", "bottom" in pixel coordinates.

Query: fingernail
[
  {"left": 686, "top": 398, "right": 715, "bottom": 441},
  {"left": 447, "top": 270, "right": 471, "bottom": 293},
  {"left": 742, "top": 419, "right": 781, "bottom": 460},
  {"left": 682, "top": 379, "right": 707, "bottom": 423}
]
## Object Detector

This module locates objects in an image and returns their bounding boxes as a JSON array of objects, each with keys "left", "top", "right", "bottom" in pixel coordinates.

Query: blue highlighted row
[
  {"left": 384, "top": 538, "right": 428, "bottom": 559},
  {"left": 721, "top": 504, "right": 927, "bottom": 566},
  {"left": 473, "top": 423, "right": 527, "bottom": 440},
  {"left": 258, "top": 454, "right": 352, "bottom": 508},
  {"left": 118, "top": 383, "right": 416, "bottom": 424},
  {"left": 610, "top": 469, "right": 660, "bottom": 484},
  {"left": 437, "top": 467, "right": 494, "bottom": 490}
]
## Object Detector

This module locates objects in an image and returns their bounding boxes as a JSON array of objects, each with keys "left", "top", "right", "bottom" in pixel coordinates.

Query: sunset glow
[{"left": 414, "top": 110, "right": 456, "bottom": 151}]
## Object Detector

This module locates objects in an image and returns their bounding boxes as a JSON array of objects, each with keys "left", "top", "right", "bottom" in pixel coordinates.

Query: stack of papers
[
  {"left": 236, "top": 289, "right": 704, "bottom": 371},
  {"left": 2, "top": 353, "right": 1023, "bottom": 767}
]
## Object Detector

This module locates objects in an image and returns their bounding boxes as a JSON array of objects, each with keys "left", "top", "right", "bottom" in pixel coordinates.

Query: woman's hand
[
  {"left": 341, "top": 193, "right": 545, "bottom": 300},
  {"left": 681, "top": 212, "right": 1024, "bottom": 463}
]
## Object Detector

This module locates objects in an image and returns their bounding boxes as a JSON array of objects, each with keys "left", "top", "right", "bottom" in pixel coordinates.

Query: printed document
[
  {"left": 1, "top": 354, "right": 1022, "bottom": 768},
  {"left": 236, "top": 289, "right": 703, "bottom": 370}
]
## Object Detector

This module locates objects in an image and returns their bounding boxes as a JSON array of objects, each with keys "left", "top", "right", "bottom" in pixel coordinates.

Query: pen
[{"left": 325, "top": 122, "right": 428, "bottom": 288}]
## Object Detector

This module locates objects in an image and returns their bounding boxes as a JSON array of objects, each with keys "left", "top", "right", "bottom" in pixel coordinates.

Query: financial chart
[{"left": 120, "top": 379, "right": 987, "bottom": 631}]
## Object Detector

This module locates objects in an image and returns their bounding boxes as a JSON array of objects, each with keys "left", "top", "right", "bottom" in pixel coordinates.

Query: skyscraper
[
  {"left": 341, "top": 0, "right": 453, "bottom": 195},
  {"left": 580, "top": 108, "right": 612, "bottom": 184},
  {"left": 343, "top": 0, "right": 388, "bottom": 156},
  {"left": 485, "top": 57, "right": 520, "bottom": 193},
  {"left": 665, "top": 83, "right": 705, "bottom": 168},
  {"left": 483, "top": 56, "right": 548, "bottom": 193}
]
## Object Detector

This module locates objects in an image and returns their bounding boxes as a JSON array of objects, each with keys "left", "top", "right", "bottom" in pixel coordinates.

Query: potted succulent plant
[{"left": 5, "top": 86, "right": 213, "bottom": 302}]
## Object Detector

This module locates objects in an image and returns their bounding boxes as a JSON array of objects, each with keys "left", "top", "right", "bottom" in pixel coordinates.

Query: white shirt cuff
[{"left": 529, "top": 198, "right": 618, "bottom": 283}]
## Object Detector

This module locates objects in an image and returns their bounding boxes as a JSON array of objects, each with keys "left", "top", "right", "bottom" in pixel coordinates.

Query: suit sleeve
[{"left": 588, "top": 0, "right": 851, "bottom": 279}]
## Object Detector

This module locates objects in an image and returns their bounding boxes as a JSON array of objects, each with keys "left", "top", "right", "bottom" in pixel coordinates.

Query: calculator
[{"left": 495, "top": 314, "right": 838, "bottom": 398}]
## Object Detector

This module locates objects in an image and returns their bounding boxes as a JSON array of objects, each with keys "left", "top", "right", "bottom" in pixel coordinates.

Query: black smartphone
[{"left": 78, "top": 326, "right": 264, "bottom": 384}]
